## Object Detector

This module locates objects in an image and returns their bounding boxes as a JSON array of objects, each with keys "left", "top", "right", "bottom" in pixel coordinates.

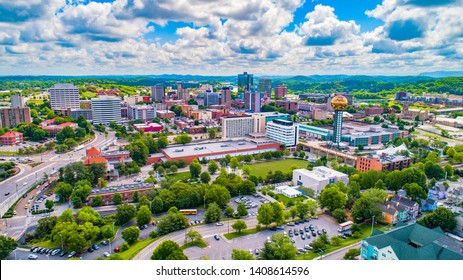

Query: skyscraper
[
  {"left": 49, "top": 83, "right": 80, "bottom": 110},
  {"left": 258, "top": 78, "right": 272, "bottom": 95},
  {"left": 330, "top": 95, "right": 348, "bottom": 147},
  {"left": 177, "top": 83, "right": 190, "bottom": 102},
  {"left": 244, "top": 90, "right": 252, "bottom": 110},
  {"left": 274, "top": 84, "right": 287, "bottom": 99},
  {"left": 205, "top": 91, "right": 219, "bottom": 106},
  {"left": 151, "top": 84, "right": 165, "bottom": 102},
  {"left": 221, "top": 87, "right": 231, "bottom": 107},
  {"left": 251, "top": 92, "right": 261, "bottom": 113},
  {"left": 10, "top": 94, "right": 25, "bottom": 108},
  {"left": 238, "top": 72, "right": 253, "bottom": 92},
  {"left": 91, "top": 96, "right": 122, "bottom": 125}
]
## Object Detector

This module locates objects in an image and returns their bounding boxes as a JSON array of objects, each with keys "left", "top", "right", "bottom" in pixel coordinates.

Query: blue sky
[{"left": 0, "top": 0, "right": 462, "bottom": 75}]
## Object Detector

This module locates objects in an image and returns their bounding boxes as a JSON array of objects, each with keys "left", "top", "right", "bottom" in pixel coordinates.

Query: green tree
[
  {"left": 374, "top": 179, "right": 385, "bottom": 189},
  {"left": 238, "top": 179, "right": 256, "bottom": 195},
  {"left": 189, "top": 159, "right": 202, "bottom": 178},
  {"left": 444, "top": 164, "right": 454, "bottom": 177},
  {"left": 45, "top": 200, "right": 54, "bottom": 211},
  {"left": 270, "top": 202, "right": 285, "bottom": 224},
  {"left": 121, "top": 226, "right": 140, "bottom": 245},
  {"left": 200, "top": 171, "right": 211, "bottom": 184},
  {"left": 231, "top": 248, "right": 255, "bottom": 260},
  {"left": 137, "top": 205, "right": 152, "bottom": 226},
  {"left": 101, "top": 225, "right": 115, "bottom": 239},
  {"left": 55, "top": 182, "right": 73, "bottom": 202},
  {"left": 332, "top": 208, "right": 347, "bottom": 223},
  {"left": 242, "top": 165, "right": 252, "bottom": 176},
  {"left": 150, "top": 196, "right": 164, "bottom": 214},
  {"left": 92, "top": 195, "right": 103, "bottom": 207},
  {"left": 175, "top": 134, "right": 192, "bottom": 145},
  {"left": 257, "top": 204, "right": 274, "bottom": 228},
  {"left": 261, "top": 233, "right": 297, "bottom": 260},
  {"left": 151, "top": 240, "right": 188, "bottom": 260},
  {"left": 418, "top": 207, "right": 457, "bottom": 232},
  {"left": 225, "top": 205, "right": 234, "bottom": 217},
  {"left": 207, "top": 160, "right": 219, "bottom": 174},
  {"left": 127, "top": 139, "right": 149, "bottom": 166},
  {"left": 185, "top": 230, "right": 203, "bottom": 243},
  {"left": 169, "top": 164, "right": 178, "bottom": 174},
  {"left": 156, "top": 166, "right": 165, "bottom": 177},
  {"left": 56, "top": 126, "right": 76, "bottom": 144},
  {"left": 404, "top": 183, "right": 427, "bottom": 205},
  {"left": 208, "top": 128, "right": 216, "bottom": 139},
  {"left": 351, "top": 196, "right": 382, "bottom": 222},
  {"left": 67, "top": 232, "right": 87, "bottom": 252},
  {"left": 289, "top": 206, "right": 298, "bottom": 220},
  {"left": 0, "top": 235, "right": 18, "bottom": 260},
  {"left": 115, "top": 204, "right": 137, "bottom": 225},
  {"left": 204, "top": 202, "right": 222, "bottom": 223},
  {"left": 296, "top": 202, "right": 309, "bottom": 220},
  {"left": 156, "top": 207, "right": 189, "bottom": 235},
  {"left": 231, "top": 220, "right": 247, "bottom": 233},
  {"left": 205, "top": 184, "right": 231, "bottom": 208},
  {"left": 112, "top": 192, "right": 123, "bottom": 205},
  {"left": 319, "top": 186, "right": 347, "bottom": 212},
  {"left": 230, "top": 157, "right": 239, "bottom": 170},
  {"left": 132, "top": 191, "right": 139, "bottom": 203},
  {"left": 158, "top": 136, "right": 169, "bottom": 148},
  {"left": 343, "top": 248, "right": 361, "bottom": 260},
  {"left": 237, "top": 203, "right": 248, "bottom": 217}
]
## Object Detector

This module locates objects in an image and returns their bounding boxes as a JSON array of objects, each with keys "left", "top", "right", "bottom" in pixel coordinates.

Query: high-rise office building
[
  {"left": 205, "top": 91, "right": 219, "bottom": 106},
  {"left": 10, "top": 94, "right": 25, "bottom": 108},
  {"left": 0, "top": 107, "right": 32, "bottom": 128},
  {"left": 331, "top": 95, "right": 348, "bottom": 146},
  {"left": 251, "top": 92, "right": 261, "bottom": 113},
  {"left": 127, "top": 104, "right": 156, "bottom": 121},
  {"left": 151, "top": 84, "right": 165, "bottom": 102},
  {"left": 258, "top": 78, "right": 272, "bottom": 95},
  {"left": 266, "top": 119, "right": 299, "bottom": 147},
  {"left": 49, "top": 83, "right": 80, "bottom": 110},
  {"left": 177, "top": 83, "right": 190, "bottom": 102},
  {"left": 274, "top": 84, "right": 287, "bottom": 99},
  {"left": 244, "top": 90, "right": 251, "bottom": 110},
  {"left": 238, "top": 72, "right": 253, "bottom": 92},
  {"left": 222, "top": 115, "right": 255, "bottom": 139},
  {"left": 221, "top": 87, "right": 232, "bottom": 107},
  {"left": 91, "top": 96, "right": 122, "bottom": 125}
]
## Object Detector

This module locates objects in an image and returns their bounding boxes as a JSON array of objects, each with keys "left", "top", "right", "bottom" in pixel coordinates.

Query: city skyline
[{"left": 1, "top": 0, "right": 462, "bottom": 76}]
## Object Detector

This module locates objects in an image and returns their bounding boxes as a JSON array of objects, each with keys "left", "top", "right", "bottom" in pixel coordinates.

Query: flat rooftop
[
  {"left": 90, "top": 183, "right": 154, "bottom": 195},
  {"left": 162, "top": 140, "right": 272, "bottom": 158}
]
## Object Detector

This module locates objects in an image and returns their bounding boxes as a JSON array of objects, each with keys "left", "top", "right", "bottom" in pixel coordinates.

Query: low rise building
[
  {"left": 292, "top": 167, "right": 349, "bottom": 196},
  {"left": 0, "top": 131, "right": 23, "bottom": 145},
  {"left": 275, "top": 186, "right": 302, "bottom": 198},
  {"left": 361, "top": 223, "right": 463, "bottom": 260},
  {"left": 390, "top": 195, "right": 419, "bottom": 221},
  {"left": 365, "top": 107, "right": 384, "bottom": 116},
  {"left": 85, "top": 183, "right": 154, "bottom": 205},
  {"left": 156, "top": 110, "right": 175, "bottom": 119},
  {"left": 356, "top": 154, "right": 411, "bottom": 172},
  {"left": 39, "top": 120, "right": 78, "bottom": 137},
  {"left": 276, "top": 100, "right": 298, "bottom": 112},
  {"left": 133, "top": 122, "right": 163, "bottom": 133},
  {"left": 127, "top": 104, "right": 156, "bottom": 121}
]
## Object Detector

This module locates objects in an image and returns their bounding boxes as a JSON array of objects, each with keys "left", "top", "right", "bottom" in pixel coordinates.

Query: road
[{"left": 0, "top": 131, "right": 116, "bottom": 205}]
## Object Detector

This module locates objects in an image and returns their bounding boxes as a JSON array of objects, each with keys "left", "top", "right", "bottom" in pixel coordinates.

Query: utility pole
[{"left": 371, "top": 215, "right": 375, "bottom": 235}]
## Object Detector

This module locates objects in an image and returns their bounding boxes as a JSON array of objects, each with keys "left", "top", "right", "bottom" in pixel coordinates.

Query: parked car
[
  {"left": 214, "top": 234, "right": 220, "bottom": 241},
  {"left": 254, "top": 248, "right": 260, "bottom": 255},
  {"left": 92, "top": 244, "right": 99, "bottom": 250},
  {"left": 59, "top": 251, "right": 67, "bottom": 257},
  {"left": 100, "top": 240, "right": 108, "bottom": 246},
  {"left": 51, "top": 249, "right": 60, "bottom": 256},
  {"left": 28, "top": 254, "right": 38, "bottom": 260},
  {"left": 87, "top": 247, "right": 94, "bottom": 253},
  {"left": 67, "top": 251, "right": 76, "bottom": 258},
  {"left": 301, "top": 234, "right": 306, "bottom": 240},
  {"left": 322, "top": 229, "right": 327, "bottom": 234},
  {"left": 30, "top": 246, "right": 38, "bottom": 252},
  {"left": 114, "top": 247, "right": 120, "bottom": 253},
  {"left": 216, "top": 222, "right": 224, "bottom": 226},
  {"left": 103, "top": 252, "right": 110, "bottom": 258},
  {"left": 287, "top": 222, "right": 295, "bottom": 226}
]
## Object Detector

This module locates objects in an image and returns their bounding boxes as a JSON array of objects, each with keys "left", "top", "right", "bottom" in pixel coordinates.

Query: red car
[{"left": 114, "top": 247, "right": 120, "bottom": 253}]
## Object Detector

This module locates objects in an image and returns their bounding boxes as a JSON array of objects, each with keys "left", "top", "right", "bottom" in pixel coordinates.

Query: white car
[
  {"left": 28, "top": 254, "right": 38, "bottom": 260},
  {"left": 103, "top": 252, "right": 110, "bottom": 258},
  {"left": 215, "top": 222, "right": 224, "bottom": 226}
]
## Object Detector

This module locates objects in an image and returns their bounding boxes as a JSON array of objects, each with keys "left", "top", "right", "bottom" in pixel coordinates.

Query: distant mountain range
[{"left": 419, "top": 71, "right": 463, "bottom": 78}]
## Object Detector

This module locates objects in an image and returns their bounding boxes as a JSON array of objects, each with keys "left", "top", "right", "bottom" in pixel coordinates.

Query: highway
[{"left": 0, "top": 131, "right": 116, "bottom": 205}]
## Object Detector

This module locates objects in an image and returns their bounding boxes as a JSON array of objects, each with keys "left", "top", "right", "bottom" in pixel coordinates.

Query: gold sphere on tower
[{"left": 331, "top": 95, "right": 348, "bottom": 111}]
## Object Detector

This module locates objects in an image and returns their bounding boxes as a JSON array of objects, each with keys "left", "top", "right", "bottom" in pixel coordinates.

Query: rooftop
[
  {"left": 294, "top": 166, "right": 347, "bottom": 179},
  {"left": 89, "top": 183, "right": 154, "bottom": 195},
  {"left": 162, "top": 139, "right": 273, "bottom": 158}
]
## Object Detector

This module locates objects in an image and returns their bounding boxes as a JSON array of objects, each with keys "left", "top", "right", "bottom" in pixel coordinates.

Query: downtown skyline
[{"left": 0, "top": 0, "right": 462, "bottom": 76}]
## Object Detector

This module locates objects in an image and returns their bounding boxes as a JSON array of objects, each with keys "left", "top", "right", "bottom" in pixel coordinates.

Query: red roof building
[{"left": 0, "top": 131, "right": 24, "bottom": 145}]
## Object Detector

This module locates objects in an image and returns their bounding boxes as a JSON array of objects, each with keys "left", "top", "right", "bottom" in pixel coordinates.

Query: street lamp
[
  {"left": 60, "top": 234, "right": 63, "bottom": 251},
  {"left": 371, "top": 215, "right": 375, "bottom": 235},
  {"left": 318, "top": 249, "right": 323, "bottom": 260},
  {"left": 108, "top": 239, "right": 112, "bottom": 255}
]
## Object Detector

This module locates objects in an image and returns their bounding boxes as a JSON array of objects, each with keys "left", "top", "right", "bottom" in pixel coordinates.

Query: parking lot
[
  {"left": 228, "top": 194, "right": 269, "bottom": 218},
  {"left": 184, "top": 214, "right": 339, "bottom": 260}
]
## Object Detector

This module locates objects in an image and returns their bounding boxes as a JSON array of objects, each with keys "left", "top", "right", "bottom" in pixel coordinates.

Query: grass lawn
[
  {"left": 295, "top": 224, "right": 391, "bottom": 260},
  {"left": 224, "top": 227, "right": 262, "bottom": 240},
  {"left": 247, "top": 159, "right": 307, "bottom": 178},
  {"left": 30, "top": 239, "right": 60, "bottom": 248},
  {"left": 180, "top": 240, "right": 208, "bottom": 250},
  {"left": 274, "top": 194, "right": 306, "bottom": 205},
  {"left": 167, "top": 171, "right": 191, "bottom": 182},
  {"left": 116, "top": 237, "right": 158, "bottom": 260}
]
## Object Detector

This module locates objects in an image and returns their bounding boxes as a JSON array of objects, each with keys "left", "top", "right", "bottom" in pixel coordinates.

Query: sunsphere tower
[{"left": 330, "top": 95, "right": 348, "bottom": 147}]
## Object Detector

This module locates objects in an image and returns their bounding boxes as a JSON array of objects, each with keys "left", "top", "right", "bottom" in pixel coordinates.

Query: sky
[{"left": 0, "top": 0, "right": 462, "bottom": 76}]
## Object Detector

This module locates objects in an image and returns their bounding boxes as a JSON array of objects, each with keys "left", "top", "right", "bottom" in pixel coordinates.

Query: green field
[
  {"left": 166, "top": 171, "right": 191, "bottom": 182},
  {"left": 247, "top": 159, "right": 308, "bottom": 177}
]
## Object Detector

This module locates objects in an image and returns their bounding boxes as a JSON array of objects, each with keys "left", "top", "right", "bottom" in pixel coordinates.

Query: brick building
[{"left": 0, "top": 131, "right": 24, "bottom": 145}]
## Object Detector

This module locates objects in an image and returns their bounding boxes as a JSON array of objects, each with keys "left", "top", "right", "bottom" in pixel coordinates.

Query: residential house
[
  {"left": 390, "top": 195, "right": 419, "bottom": 221},
  {"left": 421, "top": 196, "right": 438, "bottom": 212},
  {"left": 377, "top": 201, "right": 398, "bottom": 224},
  {"left": 447, "top": 187, "right": 463, "bottom": 205},
  {"left": 428, "top": 183, "right": 448, "bottom": 200}
]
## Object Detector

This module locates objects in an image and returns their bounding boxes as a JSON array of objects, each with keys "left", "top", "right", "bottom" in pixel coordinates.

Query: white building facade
[
  {"left": 49, "top": 83, "right": 80, "bottom": 110},
  {"left": 266, "top": 119, "right": 299, "bottom": 147},
  {"left": 127, "top": 104, "right": 156, "bottom": 121},
  {"left": 91, "top": 96, "right": 122, "bottom": 125},
  {"left": 293, "top": 166, "right": 349, "bottom": 196}
]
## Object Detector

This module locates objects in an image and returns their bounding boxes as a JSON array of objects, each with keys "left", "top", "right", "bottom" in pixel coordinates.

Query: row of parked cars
[{"left": 29, "top": 247, "right": 77, "bottom": 258}]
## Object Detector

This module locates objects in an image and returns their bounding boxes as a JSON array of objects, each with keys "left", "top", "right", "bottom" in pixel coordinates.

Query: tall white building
[
  {"left": 222, "top": 115, "right": 255, "bottom": 139},
  {"left": 293, "top": 167, "right": 349, "bottom": 196},
  {"left": 49, "top": 83, "right": 80, "bottom": 110},
  {"left": 266, "top": 119, "right": 298, "bottom": 147},
  {"left": 10, "top": 94, "right": 25, "bottom": 108},
  {"left": 91, "top": 96, "right": 121, "bottom": 125},
  {"left": 127, "top": 104, "right": 156, "bottom": 121}
]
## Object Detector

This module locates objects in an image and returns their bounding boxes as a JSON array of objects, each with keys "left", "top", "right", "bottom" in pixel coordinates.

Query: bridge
[{"left": 299, "top": 141, "right": 358, "bottom": 165}]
